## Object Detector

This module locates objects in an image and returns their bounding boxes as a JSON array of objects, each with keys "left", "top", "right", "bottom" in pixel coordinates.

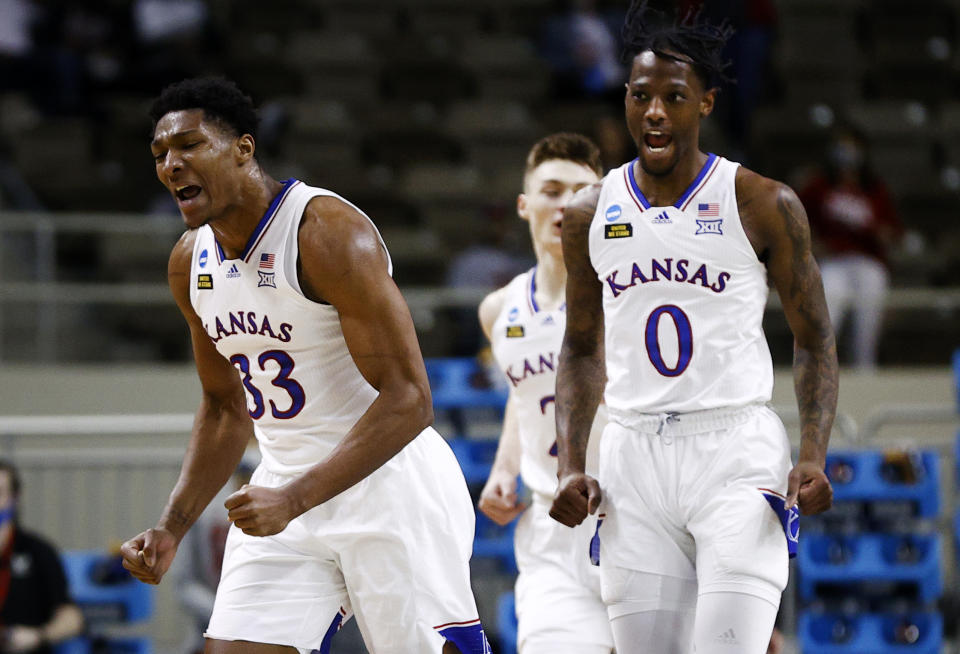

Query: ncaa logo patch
[
  {"left": 198, "top": 249, "right": 208, "bottom": 268},
  {"left": 605, "top": 204, "right": 622, "bottom": 222},
  {"left": 508, "top": 307, "right": 519, "bottom": 323}
]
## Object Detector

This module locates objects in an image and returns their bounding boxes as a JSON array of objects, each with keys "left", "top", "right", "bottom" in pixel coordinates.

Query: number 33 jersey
[
  {"left": 189, "top": 179, "right": 391, "bottom": 475},
  {"left": 590, "top": 155, "right": 773, "bottom": 415}
]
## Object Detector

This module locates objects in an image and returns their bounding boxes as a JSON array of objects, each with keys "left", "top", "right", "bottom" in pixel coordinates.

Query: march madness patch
[
  {"left": 605, "top": 223, "right": 633, "bottom": 239},
  {"left": 506, "top": 325, "right": 525, "bottom": 338},
  {"left": 197, "top": 274, "right": 213, "bottom": 290}
]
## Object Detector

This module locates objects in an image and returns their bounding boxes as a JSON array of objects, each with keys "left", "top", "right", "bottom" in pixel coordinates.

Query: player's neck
[
  {"left": 210, "top": 172, "right": 284, "bottom": 260},
  {"left": 635, "top": 149, "right": 709, "bottom": 207},
  {"left": 534, "top": 253, "right": 566, "bottom": 310}
]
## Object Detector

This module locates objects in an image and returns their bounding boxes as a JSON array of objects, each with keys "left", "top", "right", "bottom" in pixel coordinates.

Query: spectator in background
[
  {"left": 799, "top": 125, "right": 903, "bottom": 369},
  {"left": 0, "top": 460, "right": 84, "bottom": 654},
  {"left": 679, "top": 0, "right": 778, "bottom": 157},
  {"left": 539, "top": 0, "right": 626, "bottom": 103}
]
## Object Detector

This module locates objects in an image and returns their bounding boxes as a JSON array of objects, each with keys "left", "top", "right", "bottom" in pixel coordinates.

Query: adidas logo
[
  {"left": 542, "top": 315, "right": 555, "bottom": 326},
  {"left": 651, "top": 210, "right": 672, "bottom": 224},
  {"left": 714, "top": 628, "right": 739, "bottom": 646},
  {"left": 226, "top": 264, "right": 241, "bottom": 279}
]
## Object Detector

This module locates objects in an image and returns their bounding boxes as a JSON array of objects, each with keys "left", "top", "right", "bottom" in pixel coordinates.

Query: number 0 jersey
[
  {"left": 189, "top": 179, "right": 392, "bottom": 476},
  {"left": 490, "top": 268, "right": 604, "bottom": 501},
  {"left": 590, "top": 155, "right": 773, "bottom": 415}
]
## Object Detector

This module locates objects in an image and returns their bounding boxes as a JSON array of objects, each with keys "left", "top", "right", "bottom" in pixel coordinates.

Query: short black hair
[
  {"left": 621, "top": 0, "right": 734, "bottom": 90},
  {"left": 0, "top": 459, "right": 21, "bottom": 499},
  {"left": 150, "top": 77, "right": 259, "bottom": 140}
]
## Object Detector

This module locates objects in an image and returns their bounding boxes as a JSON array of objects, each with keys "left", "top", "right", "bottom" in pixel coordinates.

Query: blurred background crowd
[
  {"left": 0, "top": 1, "right": 958, "bottom": 653},
  {"left": 0, "top": 0, "right": 957, "bottom": 366}
]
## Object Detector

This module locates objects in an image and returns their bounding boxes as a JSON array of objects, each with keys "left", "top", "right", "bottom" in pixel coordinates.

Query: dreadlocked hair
[{"left": 621, "top": 0, "right": 735, "bottom": 89}]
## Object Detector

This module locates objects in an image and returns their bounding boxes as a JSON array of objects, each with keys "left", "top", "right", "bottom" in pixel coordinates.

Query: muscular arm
[
  {"left": 121, "top": 231, "right": 252, "bottom": 583},
  {"left": 274, "top": 197, "right": 433, "bottom": 516},
  {"left": 550, "top": 184, "right": 605, "bottom": 526},
  {"left": 161, "top": 233, "right": 253, "bottom": 538},
  {"left": 738, "top": 169, "right": 837, "bottom": 514},
  {"left": 477, "top": 288, "right": 525, "bottom": 525}
]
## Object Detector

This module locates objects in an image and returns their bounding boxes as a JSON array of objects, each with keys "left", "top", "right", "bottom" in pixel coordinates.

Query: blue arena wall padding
[
  {"left": 496, "top": 591, "right": 518, "bottom": 654},
  {"left": 447, "top": 437, "right": 499, "bottom": 486},
  {"left": 825, "top": 450, "right": 940, "bottom": 518},
  {"left": 425, "top": 357, "right": 507, "bottom": 410},
  {"left": 473, "top": 510, "right": 517, "bottom": 574},
  {"left": 797, "top": 533, "right": 942, "bottom": 602},
  {"left": 61, "top": 550, "right": 155, "bottom": 623},
  {"left": 798, "top": 611, "right": 942, "bottom": 654}
]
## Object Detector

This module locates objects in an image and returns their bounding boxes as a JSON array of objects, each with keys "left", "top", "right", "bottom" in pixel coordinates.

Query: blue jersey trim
[
  {"left": 528, "top": 266, "right": 539, "bottom": 313},
  {"left": 674, "top": 152, "right": 717, "bottom": 209},
  {"left": 626, "top": 160, "right": 651, "bottom": 210},
  {"left": 214, "top": 178, "right": 297, "bottom": 264},
  {"left": 316, "top": 610, "right": 344, "bottom": 654},
  {"left": 626, "top": 154, "right": 718, "bottom": 210}
]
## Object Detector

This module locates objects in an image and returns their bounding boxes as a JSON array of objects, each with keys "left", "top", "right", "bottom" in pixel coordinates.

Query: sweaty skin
[
  {"left": 550, "top": 51, "right": 836, "bottom": 528},
  {"left": 122, "top": 111, "right": 434, "bottom": 586}
]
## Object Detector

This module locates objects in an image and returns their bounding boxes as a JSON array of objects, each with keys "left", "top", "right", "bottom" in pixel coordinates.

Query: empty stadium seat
[
  {"left": 798, "top": 533, "right": 942, "bottom": 602},
  {"left": 798, "top": 610, "right": 943, "bottom": 654}
]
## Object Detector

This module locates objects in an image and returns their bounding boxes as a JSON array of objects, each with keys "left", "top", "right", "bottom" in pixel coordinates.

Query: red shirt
[{"left": 799, "top": 174, "right": 903, "bottom": 267}]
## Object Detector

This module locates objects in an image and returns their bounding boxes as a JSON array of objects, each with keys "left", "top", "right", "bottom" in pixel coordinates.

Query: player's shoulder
[
  {"left": 479, "top": 270, "right": 528, "bottom": 339},
  {"left": 298, "top": 194, "right": 384, "bottom": 267},
  {"left": 566, "top": 180, "right": 604, "bottom": 219},
  {"left": 478, "top": 286, "right": 509, "bottom": 341},
  {"left": 168, "top": 229, "right": 197, "bottom": 277},
  {"left": 735, "top": 165, "right": 802, "bottom": 223}
]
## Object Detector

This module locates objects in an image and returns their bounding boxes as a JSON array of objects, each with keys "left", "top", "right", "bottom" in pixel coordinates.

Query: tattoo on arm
[
  {"left": 776, "top": 187, "right": 838, "bottom": 465},
  {"left": 555, "top": 196, "right": 605, "bottom": 475}
]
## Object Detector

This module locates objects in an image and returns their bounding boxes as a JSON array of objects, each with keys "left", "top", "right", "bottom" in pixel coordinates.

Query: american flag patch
[
  {"left": 259, "top": 253, "right": 275, "bottom": 270},
  {"left": 698, "top": 202, "right": 720, "bottom": 217}
]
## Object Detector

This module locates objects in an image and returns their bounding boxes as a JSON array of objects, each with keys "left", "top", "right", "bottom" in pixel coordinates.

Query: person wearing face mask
[
  {"left": 799, "top": 125, "right": 904, "bottom": 369},
  {"left": 0, "top": 460, "right": 84, "bottom": 654}
]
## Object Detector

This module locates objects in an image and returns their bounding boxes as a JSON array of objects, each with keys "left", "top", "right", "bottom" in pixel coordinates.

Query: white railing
[{"left": 3, "top": 212, "right": 960, "bottom": 362}]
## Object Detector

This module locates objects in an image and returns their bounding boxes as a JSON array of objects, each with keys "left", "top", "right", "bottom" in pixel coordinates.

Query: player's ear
[
  {"left": 700, "top": 88, "right": 717, "bottom": 118},
  {"left": 517, "top": 193, "right": 530, "bottom": 222},
  {"left": 236, "top": 134, "right": 255, "bottom": 164}
]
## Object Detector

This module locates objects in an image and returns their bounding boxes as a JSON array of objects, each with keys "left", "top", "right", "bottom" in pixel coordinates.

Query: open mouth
[
  {"left": 644, "top": 132, "right": 672, "bottom": 152},
  {"left": 175, "top": 185, "right": 203, "bottom": 203}
]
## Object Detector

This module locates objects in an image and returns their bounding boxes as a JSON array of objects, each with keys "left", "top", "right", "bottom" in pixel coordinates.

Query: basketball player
[
  {"left": 549, "top": 4, "right": 838, "bottom": 654},
  {"left": 477, "top": 133, "right": 614, "bottom": 654},
  {"left": 119, "top": 78, "right": 490, "bottom": 654}
]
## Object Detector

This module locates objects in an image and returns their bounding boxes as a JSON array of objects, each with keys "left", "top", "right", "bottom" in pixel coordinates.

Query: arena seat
[
  {"left": 798, "top": 533, "right": 942, "bottom": 603},
  {"left": 495, "top": 591, "right": 518, "bottom": 654},
  {"left": 59, "top": 550, "right": 154, "bottom": 654},
  {"left": 798, "top": 611, "right": 943, "bottom": 654}
]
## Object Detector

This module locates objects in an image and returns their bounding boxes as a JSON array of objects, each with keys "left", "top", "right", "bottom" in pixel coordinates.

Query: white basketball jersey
[
  {"left": 490, "top": 268, "right": 604, "bottom": 501},
  {"left": 189, "top": 179, "right": 392, "bottom": 475},
  {"left": 590, "top": 154, "right": 773, "bottom": 415}
]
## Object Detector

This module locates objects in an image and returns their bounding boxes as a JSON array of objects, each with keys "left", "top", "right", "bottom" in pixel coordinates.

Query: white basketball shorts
[
  {"left": 597, "top": 404, "right": 793, "bottom": 609},
  {"left": 205, "top": 427, "right": 488, "bottom": 653},
  {"left": 514, "top": 497, "right": 614, "bottom": 652}
]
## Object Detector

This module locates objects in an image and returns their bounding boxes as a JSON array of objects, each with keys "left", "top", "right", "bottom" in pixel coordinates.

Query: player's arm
[
  {"left": 225, "top": 196, "right": 434, "bottom": 535},
  {"left": 737, "top": 168, "right": 837, "bottom": 515},
  {"left": 549, "top": 183, "right": 605, "bottom": 528},
  {"left": 121, "top": 232, "right": 253, "bottom": 583},
  {"left": 476, "top": 287, "right": 526, "bottom": 525}
]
